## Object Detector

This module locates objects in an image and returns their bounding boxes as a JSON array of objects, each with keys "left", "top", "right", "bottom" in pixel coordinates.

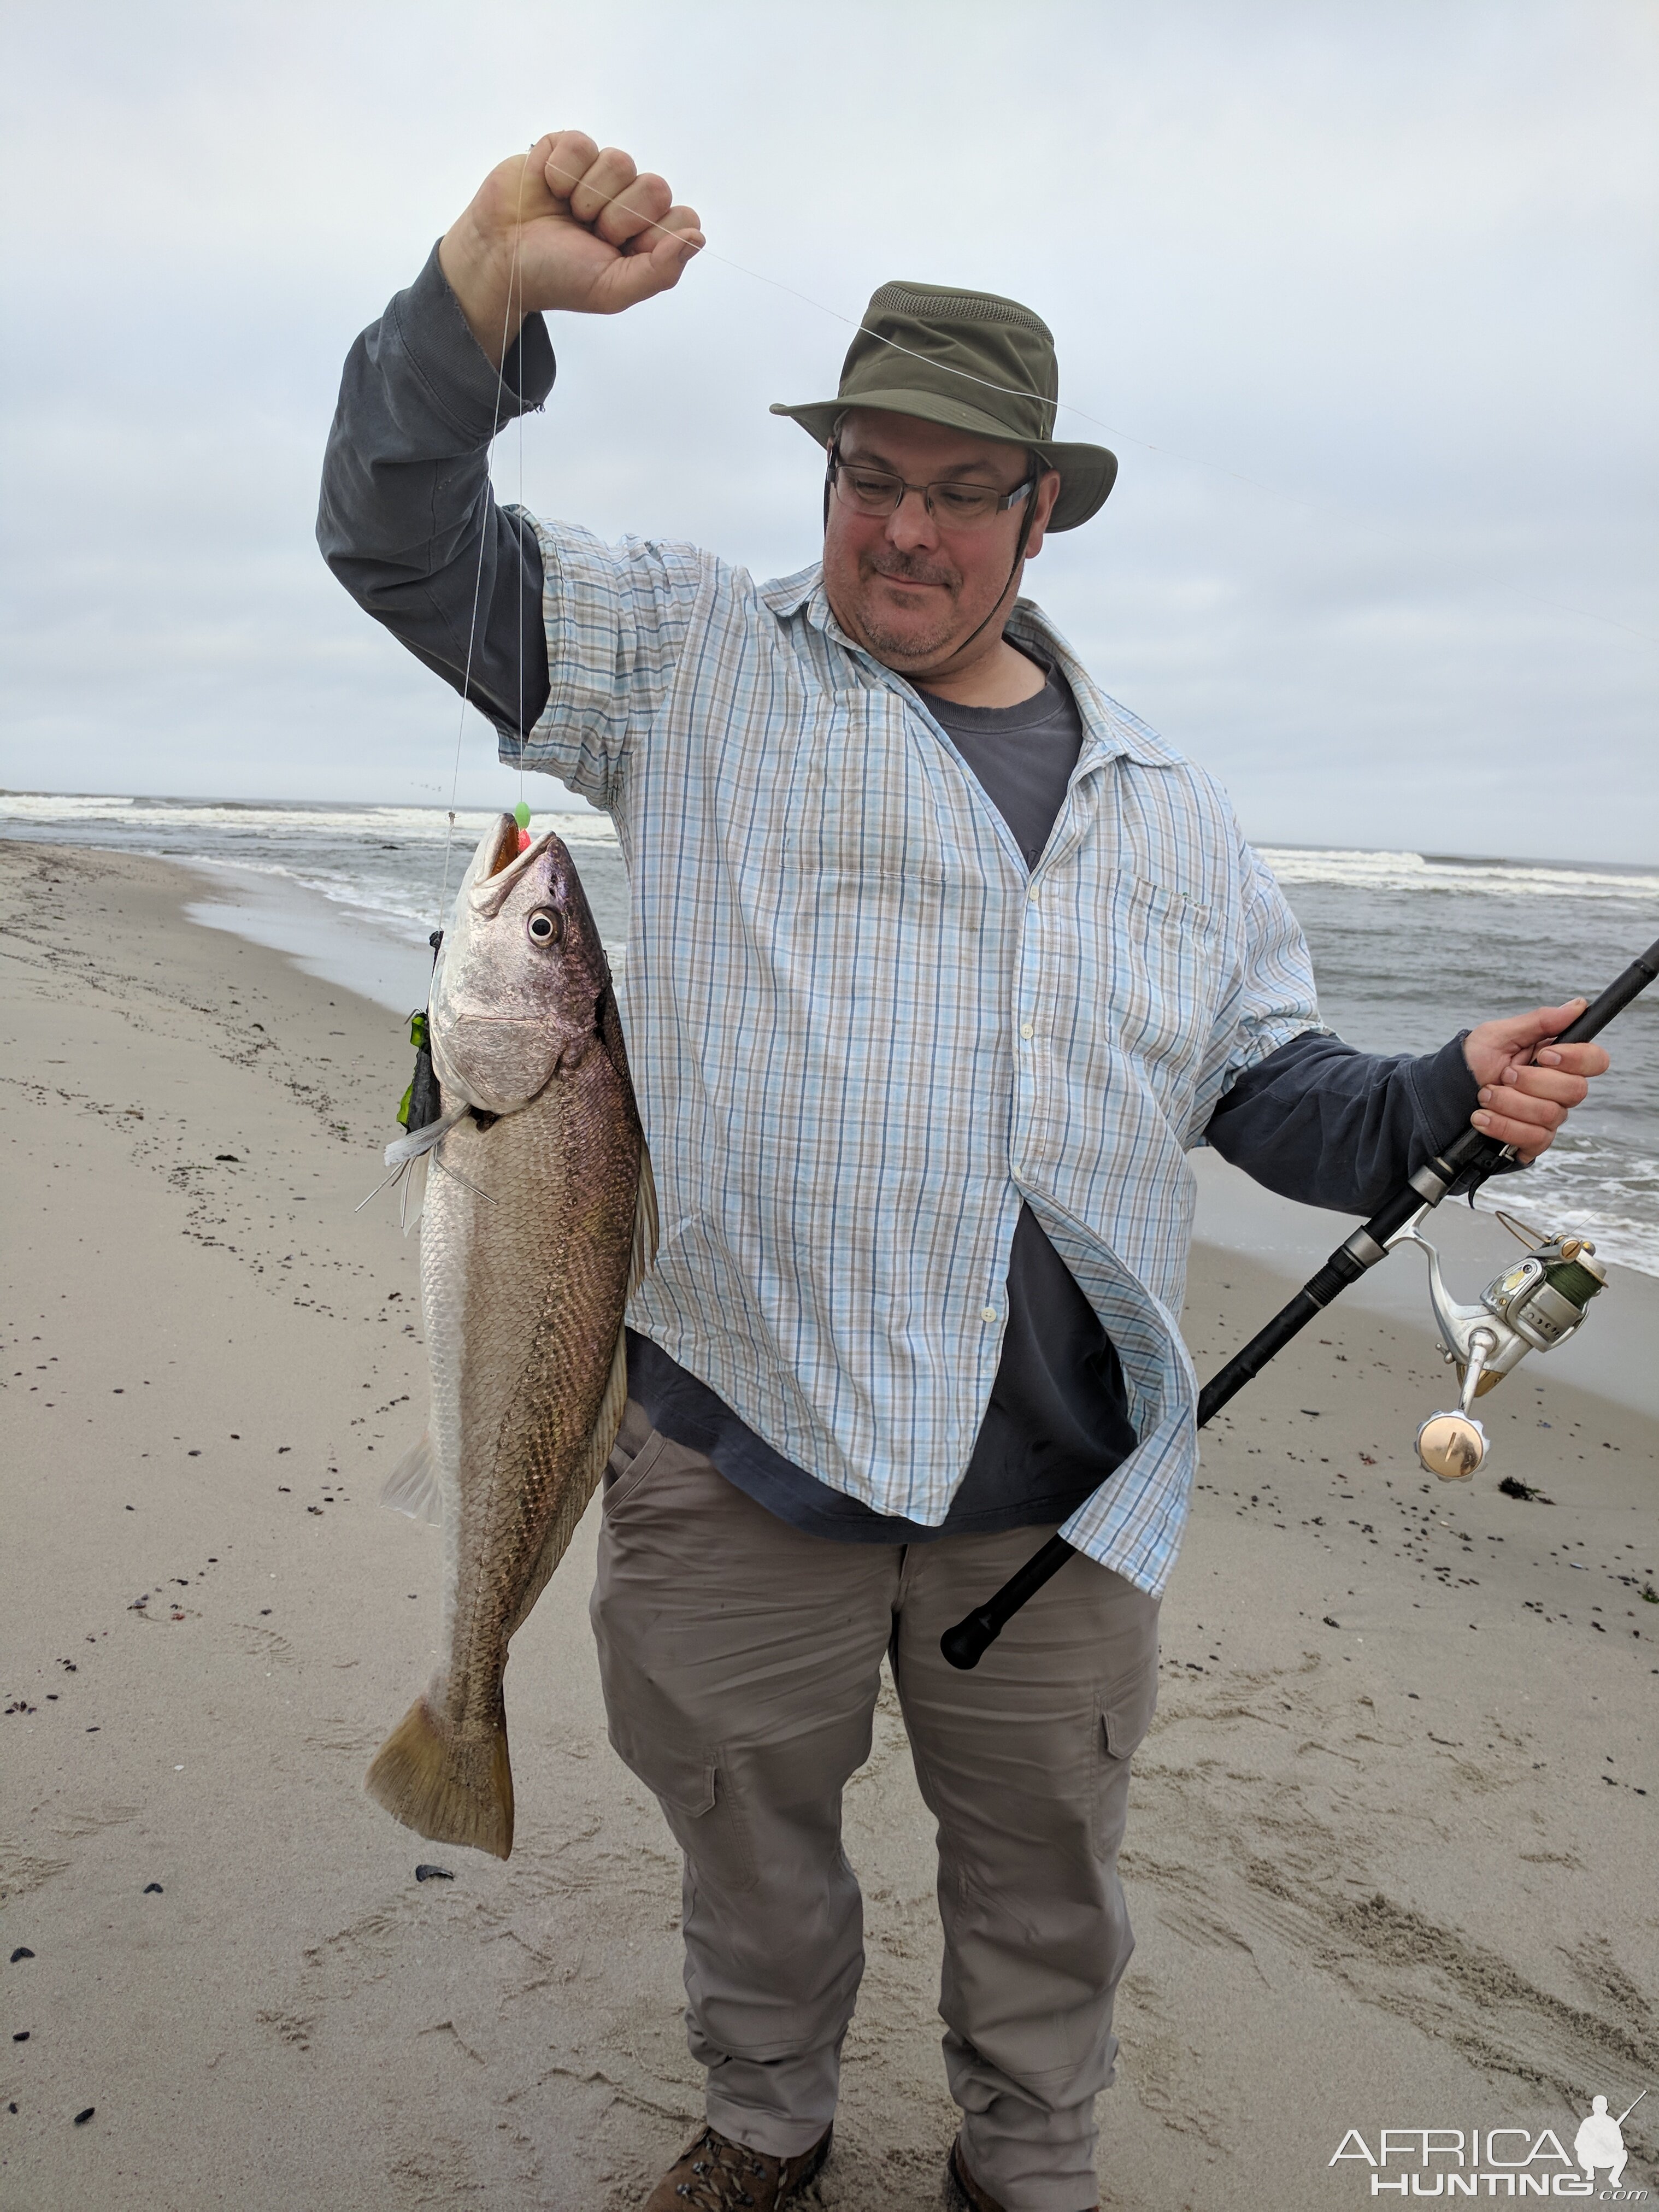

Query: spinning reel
[{"left": 1403, "top": 1213, "right": 1608, "bottom": 1481}]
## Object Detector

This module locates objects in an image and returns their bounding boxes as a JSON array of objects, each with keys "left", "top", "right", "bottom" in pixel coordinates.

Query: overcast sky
[{"left": 3, "top": 0, "right": 1655, "bottom": 858}]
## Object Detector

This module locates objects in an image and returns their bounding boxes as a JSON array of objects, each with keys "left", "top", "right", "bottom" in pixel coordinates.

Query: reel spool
[{"left": 1404, "top": 1215, "right": 1607, "bottom": 1481}]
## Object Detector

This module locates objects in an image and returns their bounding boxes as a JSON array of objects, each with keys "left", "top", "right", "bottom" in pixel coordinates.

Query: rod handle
[{"left": 939, "top": 1534, "right": 1075, "bottom": 1669}]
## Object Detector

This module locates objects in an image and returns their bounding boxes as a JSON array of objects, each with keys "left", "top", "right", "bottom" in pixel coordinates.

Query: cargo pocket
[
  {"left": 1102, "top": 1664, "right": 1158, "bottom": 1763},
  {"left": 611, "top": 1729, "right": 760, "bottom": 1895},
  {"left": 1092, "top": 1662, "right": 1158, "bottom": 1861}
]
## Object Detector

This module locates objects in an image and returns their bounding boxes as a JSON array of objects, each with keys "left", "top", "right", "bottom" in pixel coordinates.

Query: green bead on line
[{"left": 514, "top": 801, "right": 532, "bottom": 830}]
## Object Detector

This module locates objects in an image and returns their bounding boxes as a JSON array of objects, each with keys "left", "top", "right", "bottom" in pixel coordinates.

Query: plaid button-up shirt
[{"left": 507, "top": 520, "right": 1320, "bottom": 1596}]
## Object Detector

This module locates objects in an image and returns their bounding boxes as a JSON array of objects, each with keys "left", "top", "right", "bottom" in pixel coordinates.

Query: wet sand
[{"left": 2, "top": 840, "right": 1655, "bottom": 2211}]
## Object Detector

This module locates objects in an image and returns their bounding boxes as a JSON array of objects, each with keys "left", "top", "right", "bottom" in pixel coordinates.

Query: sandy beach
[{"left": 3, "top": 839, "right": 1655, "bottom": 2212}]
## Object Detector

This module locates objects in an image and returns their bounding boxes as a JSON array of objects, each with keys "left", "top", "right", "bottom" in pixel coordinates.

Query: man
[
  {"left": 319, "top": 132, "right": 1609, "bottom": 2212},
  {"left": 1574, "top": 2096, "right": 1630, "bottom": 2190}
]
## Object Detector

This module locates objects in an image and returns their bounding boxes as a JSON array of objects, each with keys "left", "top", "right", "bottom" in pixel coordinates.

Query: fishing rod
[{"left": 940, "top": 935, "right": 1659, "bottom": 1673}]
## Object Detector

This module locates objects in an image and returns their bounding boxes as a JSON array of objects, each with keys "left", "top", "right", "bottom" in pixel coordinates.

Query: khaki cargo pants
[{"left": 590, "top": 1401, "right": 1161, "bottom": 2212}]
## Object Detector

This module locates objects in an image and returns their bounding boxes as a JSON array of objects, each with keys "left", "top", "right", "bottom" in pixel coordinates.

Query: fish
[{"left": 364, "top": 812, "right": 655, "bottom": 1860}]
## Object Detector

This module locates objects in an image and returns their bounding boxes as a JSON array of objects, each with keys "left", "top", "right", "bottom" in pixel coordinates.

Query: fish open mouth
[
  {"left": 485, "top": 812, "right": 520, "bottom": 878},
  {"left": 472, "top": 816, "right": 563, "bottom": 917}
]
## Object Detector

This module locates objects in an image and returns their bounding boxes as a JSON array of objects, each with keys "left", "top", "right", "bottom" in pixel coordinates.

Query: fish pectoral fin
[
  {"left": 383, "top": 1102, "right": 469, "bottom": 1170},
  {"left": 504, "top": 1323, "right": 630, "bottom": 1644},
  {"left": 365, "top": 1697, "right": 514, "bottom": 1861},
  {"left": 381, "top": 1434, "right": 444, "bottom": 1525},
  {"left": 629, "top": 1144, "right": 659, "bottom": 1298},
  {"left": 400, "top": 1152, "right": 430, "bottom": 1236}
]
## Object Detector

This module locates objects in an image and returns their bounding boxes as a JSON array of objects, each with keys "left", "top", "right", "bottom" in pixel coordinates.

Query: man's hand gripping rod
[{"left": 941, "top": 936, "right": 1659, "bottom": 1673}]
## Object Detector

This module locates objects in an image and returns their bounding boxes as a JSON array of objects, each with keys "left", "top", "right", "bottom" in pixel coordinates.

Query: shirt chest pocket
[
  {"left": 782, "top": 693, "right": 951, "bottom": 885},
  {"left": 1100, "top": 873, "right": 1221, "bottom": 1076}
]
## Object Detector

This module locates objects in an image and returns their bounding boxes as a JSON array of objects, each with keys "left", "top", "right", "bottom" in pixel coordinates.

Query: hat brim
[{"left": 769, "top": 389, "right": 1116, "bottom": 532}]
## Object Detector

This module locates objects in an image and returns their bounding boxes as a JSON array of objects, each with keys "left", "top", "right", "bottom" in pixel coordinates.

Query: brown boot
[
  {"left": 942, "top": 2135, "right": 1099, "bottom": 2212},
  {"left": 642, "top": 2122, "right": 832, "bottom": 2211}
]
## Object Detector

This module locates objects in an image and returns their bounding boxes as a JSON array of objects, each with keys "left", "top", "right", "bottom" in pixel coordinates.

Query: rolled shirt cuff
[{"left": 393, "top": 238, "right": 557, "bottom": 439}]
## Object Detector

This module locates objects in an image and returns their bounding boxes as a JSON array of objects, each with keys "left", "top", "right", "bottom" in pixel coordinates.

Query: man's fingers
[
  {"left": 1494, "top": 1065, "right": 1591, "bottom": 1109},
  {"left": 568, "top": 145, "right": 639, "bottom": 226},
  {"left": 1470, "top": 1021, "right": 1611, "bottom": 1160},
  {"left": 1471, "top": 1093, "right": 1558, "bottom": 1158},
  {"left": 540, "top": 130, "right": 599, "bottom": 203},
  {"left": 596, "top": 172, "right": 673, "bottom": 248},
  {"left": 591, "top": 227, "right": 703, "bottom": 311},
  {"left": 1528, "top": 997, "right": 1590, "bottom": 1034},
  {"left": 1534, "top": 1042, "right": 1610, "bottom": 1076},
  {"left": 1472, "top": 1113, "right": 1551, "bottom": 1160},
  {"left": 1484, "top": 999, "right": 1590, "bottom": 1054},
  {"left": 640, "top": 211, "right": 704, "bottom": 271},
  {"left": 1477, "top": 1080, "right": 1567, "bottom": 1128},
  {"left": 624, "top": 202, "right": 703, "bottom": 259}
]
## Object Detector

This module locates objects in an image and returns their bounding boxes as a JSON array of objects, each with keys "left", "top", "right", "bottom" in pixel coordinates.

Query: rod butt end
[{"left": 940, "top": 1610, "right": 999, "bottom": 1672}]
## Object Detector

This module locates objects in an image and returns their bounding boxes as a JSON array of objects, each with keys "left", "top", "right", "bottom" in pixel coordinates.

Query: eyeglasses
[{"left": 826, "top": 446, "right": 1039, "bottom": 531}]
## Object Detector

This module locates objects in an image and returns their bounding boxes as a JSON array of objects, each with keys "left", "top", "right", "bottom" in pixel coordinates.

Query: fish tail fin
[
  {"left": 380, "top": 1433, "right": 443, "bottom": 1525},
  {"left": 364, "top": 1698, "right": 514, "bottom": 1861}
]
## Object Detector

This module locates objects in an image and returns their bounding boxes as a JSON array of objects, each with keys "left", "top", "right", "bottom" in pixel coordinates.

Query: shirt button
[
  {"left": 981, "top": 1305, "right": 997, "bottom": 1323},
  {"left": 1020, "top": 1022, "right": 1035, "bottom": 1040},
  {"left": 1028, "top": 887, "right": 1039, "bottom": 904}
]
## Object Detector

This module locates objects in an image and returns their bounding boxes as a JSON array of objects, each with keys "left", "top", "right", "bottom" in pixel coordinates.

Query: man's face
[{"left": 821, "top": 409, "right": 1061, "bottom": 676}]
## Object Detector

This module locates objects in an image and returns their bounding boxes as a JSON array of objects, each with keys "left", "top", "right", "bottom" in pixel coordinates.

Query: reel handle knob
[{"left": 1416, "top": 1413, "right": 1487, "bottom": 1481}]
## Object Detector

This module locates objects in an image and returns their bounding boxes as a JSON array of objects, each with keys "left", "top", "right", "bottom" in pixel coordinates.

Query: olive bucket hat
[{"left": 770, "top": 279, "right": 1116, "bottom": 532}]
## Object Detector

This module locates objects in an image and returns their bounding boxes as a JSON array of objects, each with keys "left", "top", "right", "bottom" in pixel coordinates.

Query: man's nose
[{"left": 884, "top": 485, "right": 938, "bottom": 552}]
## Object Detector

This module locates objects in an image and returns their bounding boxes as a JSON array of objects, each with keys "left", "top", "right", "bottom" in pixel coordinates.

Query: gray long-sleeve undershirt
[{"left": 319, "top": 243, "right": 1490, "bottom": 1542}]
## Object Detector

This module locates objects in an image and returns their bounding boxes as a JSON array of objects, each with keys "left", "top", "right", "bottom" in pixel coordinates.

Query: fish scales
[
  {"left": 424, "top": 1060, "right": 634, "bottom": 1705},
  {"left": 366, "top": 813, "right": 654, "bottom": 1860}
]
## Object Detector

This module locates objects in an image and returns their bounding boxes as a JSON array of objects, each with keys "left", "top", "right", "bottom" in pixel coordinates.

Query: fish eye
[{"left": 526, "top": 908, "right": 563, "bottom": 947}]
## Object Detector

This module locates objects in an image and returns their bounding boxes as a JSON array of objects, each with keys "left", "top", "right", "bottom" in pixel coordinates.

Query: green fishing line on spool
[{"left": 1544, "top": 1255, "right": 1604, "bottom": 1310}]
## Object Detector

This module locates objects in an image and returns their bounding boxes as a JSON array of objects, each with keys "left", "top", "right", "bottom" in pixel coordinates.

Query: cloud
[{"left": 3, "top": 0, "right": 1655, "bottom": 856}]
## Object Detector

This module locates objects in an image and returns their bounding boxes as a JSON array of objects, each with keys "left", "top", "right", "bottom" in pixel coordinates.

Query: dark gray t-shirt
[{"left": 927, "top": 667, "right": 1085, "bottom": 866}]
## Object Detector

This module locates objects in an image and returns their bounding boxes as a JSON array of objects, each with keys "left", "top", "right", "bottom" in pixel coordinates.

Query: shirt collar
[{"left": 759, "top": 563, "right": 1179, "bottom": 773}]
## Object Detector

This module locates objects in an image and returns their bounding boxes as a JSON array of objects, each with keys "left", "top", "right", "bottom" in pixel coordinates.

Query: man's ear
[{"left": 1023, "top": 469, "right": 1063, "bottom": 562}]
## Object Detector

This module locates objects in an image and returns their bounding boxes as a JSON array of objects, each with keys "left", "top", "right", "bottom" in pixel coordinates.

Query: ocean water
[{"left": 5, "top": 792, "right": 1656, "bottom": 1276}]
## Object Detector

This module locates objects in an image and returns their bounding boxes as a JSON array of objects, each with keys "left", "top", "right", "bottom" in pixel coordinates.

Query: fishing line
[
  {"left": 516, "top": 223, "right": 528, "bottom": 814},
  {"left": 384, "top": 158, "right": 536, "bottom": 1233},
  {"left": 435, "top": 148, "right": 534, "bottom": 936},
  {"left": 517, "top": 362, "right": 527, "bottom": 810},
  {"left": 538, "top": 153, "right": 1657, "bottom": 649}
]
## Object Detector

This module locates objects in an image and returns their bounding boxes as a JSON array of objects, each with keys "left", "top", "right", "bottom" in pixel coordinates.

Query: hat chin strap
[{"left": 944, "top": 487, "right": 1040, "bottom": 666}]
